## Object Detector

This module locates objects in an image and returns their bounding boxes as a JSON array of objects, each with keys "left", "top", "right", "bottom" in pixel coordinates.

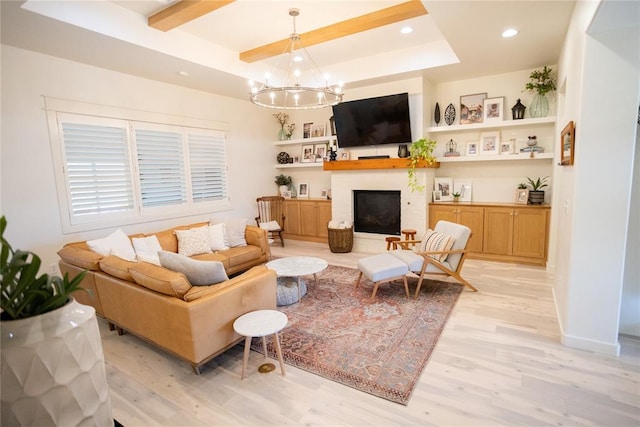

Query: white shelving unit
[
  {"left": 274, "top": 136, "right": 337, "bottom": 169},
  {"left": 436, "top": 152, "right": 553, "bottom": 162},
  {"left": 427, "top": 117, "right": 555, "bottom": 134}
]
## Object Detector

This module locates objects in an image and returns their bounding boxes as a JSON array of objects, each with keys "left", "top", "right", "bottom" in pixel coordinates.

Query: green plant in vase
[
  {"left": 407, "top": 138, "right": 437, "bottom": 192},
  {"left": 452, "top": 192, "right": 461, "bottom": 202},
  {"left": 526, "top": 176, "right": 549, "bottom": 204},
  {"left": 524, "top": 65, "right": 556, "bottom": 118},
  {"left": 273, "top": 112, "right": 290, "bottom": 141}
]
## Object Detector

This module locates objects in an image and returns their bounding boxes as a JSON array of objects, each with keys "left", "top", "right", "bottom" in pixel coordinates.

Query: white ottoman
[{"left": 355, "top": 253, "right": 410, "bottom": 300}]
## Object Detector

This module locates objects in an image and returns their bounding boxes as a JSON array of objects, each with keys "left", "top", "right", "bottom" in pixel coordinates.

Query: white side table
[{"left": 233, "top": 310, "right": 288, "bottom": 379}]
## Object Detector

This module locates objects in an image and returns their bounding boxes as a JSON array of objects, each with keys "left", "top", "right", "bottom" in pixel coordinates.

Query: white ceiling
[{"left": 1, "top": 0, "right": 576, "bottom": 101}]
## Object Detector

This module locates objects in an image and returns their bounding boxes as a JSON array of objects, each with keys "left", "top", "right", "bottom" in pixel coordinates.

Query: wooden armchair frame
[{"left": 255, "top": 196, "right": 286, "bottom": 247}]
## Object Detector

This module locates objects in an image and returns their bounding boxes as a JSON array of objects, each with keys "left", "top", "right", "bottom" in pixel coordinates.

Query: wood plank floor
[{"left": 105, "top": 240, "right": 640, "bottom": 426}]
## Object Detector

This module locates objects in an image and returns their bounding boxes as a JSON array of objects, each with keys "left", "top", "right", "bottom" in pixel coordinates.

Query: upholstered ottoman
[
  {"left": 276, "top": 277, "right": 308, "bottom": 306},
  {"left": 355, "top": 253, "right": 410, "bottom": 300}
]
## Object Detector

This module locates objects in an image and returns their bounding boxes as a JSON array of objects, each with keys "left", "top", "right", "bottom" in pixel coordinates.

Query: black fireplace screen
[{"left": 353, "top": 190, "right": 401, "bottom": 235}]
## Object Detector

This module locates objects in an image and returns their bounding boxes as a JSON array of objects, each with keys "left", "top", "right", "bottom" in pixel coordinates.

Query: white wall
[
  {"left": 553, "top": 0, "right": 640, "bottom": 353},
  {"left": 0, "top": 45, "right": 274, "bottom": 271}
]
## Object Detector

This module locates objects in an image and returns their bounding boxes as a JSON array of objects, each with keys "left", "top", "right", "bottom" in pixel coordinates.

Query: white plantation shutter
[
  {"left": 188, "top": 131, "right": 227, "bottom": 202},
  {"left": 134, "top": 127, "right": 187, "bottom": 207},
  {"left": 61, "top": 121, "right": 134, "bottom": 219}
]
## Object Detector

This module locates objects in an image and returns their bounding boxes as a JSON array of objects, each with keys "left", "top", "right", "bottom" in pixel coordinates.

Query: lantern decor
[
  {"left": 512, "top": 98, "right": 526, "bottom": 120},
  {"left": 444, "top": 139, "right": 460, "bottom": 157}
]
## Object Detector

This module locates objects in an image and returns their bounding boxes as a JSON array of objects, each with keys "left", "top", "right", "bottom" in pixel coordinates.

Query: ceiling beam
[
  {"left": 239, "top": 0, "right": 428, "bottom": 63},
  {"left": 148, "top": 0, "right": 236, "bottom": 32}
]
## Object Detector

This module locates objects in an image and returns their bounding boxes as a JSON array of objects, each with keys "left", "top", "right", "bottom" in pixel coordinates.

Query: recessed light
[
  {"left": 400, "top": 26, "right": 413, "bottom": 34},
  {"left": 502, "top": 28, "right": 518, "bottom": 38}
]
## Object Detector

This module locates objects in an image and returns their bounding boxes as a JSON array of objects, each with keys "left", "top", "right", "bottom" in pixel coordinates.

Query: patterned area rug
[{"left": 252, "top": 264, "right": 463, "bottom": 405}]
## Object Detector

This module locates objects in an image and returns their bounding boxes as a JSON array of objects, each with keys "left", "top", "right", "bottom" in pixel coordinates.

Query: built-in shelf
[
  {"left": 427, "top": 117, "right": 555, "bottom": 133},
  {"left": 273, "top": 163, "right": 324, "bottom": 169},
  {"left": 436, "top": 152, "right": 553, "bottom": 162},
  {"left": 323, "top": 158, "right": 439, "bottom": 171},
  {"left": 273, "top": 136, "right": 337, "bottom": 146}
]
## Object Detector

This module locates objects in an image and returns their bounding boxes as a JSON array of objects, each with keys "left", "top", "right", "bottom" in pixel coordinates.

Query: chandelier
[{"left": 249, "top": 9, "right": 343, "bottom": 110}]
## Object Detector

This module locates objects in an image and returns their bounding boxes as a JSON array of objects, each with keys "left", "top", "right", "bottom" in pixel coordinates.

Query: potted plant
[
  {"left": 524, "top": 65, "right": 556, "bottom": 118},
  {"left": 275, "top": 174, "right": 292, "bottom": 196},
  {"left": 452, "top": 192, "right": 461, "bottom": 202},
  {"left": 1, "top": 216, "right": 112, "bottom": 425},
  {"left": 526, "top": 176, "right": 548, "bottom": 204},
  {"left": 407, "top": 138, "right": 437, "bottom": 192}
]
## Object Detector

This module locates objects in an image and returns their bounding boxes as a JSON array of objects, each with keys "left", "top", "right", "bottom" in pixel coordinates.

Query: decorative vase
[
  {"left": 528, "top": 190, "right": 545, "bottom": 204},
  {"left": 278, "top": 125, "right": 286, "bottom": 141},
  {"left": 529, "top": 93, "right": 549, "bottom": 118},
  {"left": 397, "top": 144, "right": 408, "bottom": 158},
  {"left": 1, "top": 299, "right": 112, "bottom": 426}
]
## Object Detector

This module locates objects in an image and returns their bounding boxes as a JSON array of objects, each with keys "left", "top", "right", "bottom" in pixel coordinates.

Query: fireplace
[{"left": 353, "top": 190, "right": 401, "bottom": 235}]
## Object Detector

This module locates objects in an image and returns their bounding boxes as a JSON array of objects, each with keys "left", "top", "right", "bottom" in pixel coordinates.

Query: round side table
[{"left": 233, "top": 310, "right": 288, "bottom": 379}]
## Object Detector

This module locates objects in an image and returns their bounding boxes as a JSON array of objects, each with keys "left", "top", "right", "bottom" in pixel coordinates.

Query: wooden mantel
[{"left": 323, "top": 158, "right": 440, "bottom": 171}]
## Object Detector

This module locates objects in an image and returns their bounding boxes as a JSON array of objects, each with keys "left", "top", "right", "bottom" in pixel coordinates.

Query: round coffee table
[
  {"left": 233, "top": 310, "right": 288, "bottom": 379},
  {"left": 266, "top": 256, "right": 328, "bottom": 304}
]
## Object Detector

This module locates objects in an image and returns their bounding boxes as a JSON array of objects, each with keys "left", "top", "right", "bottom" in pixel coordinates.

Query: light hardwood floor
[{"left": 105, "top": 240, "right": 640, "bottom": 426}]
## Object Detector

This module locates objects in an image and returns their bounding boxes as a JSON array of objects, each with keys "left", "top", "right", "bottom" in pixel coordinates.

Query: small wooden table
[{"left": 233, "top": 310, "right": 288, "bottom": 379}]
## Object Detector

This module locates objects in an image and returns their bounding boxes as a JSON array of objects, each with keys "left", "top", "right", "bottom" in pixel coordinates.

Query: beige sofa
[{"left": 58, "top": 222, "right": 277, "bottom": 374}]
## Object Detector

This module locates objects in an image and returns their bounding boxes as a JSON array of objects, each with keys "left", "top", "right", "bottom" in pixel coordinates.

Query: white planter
[
  {"left": 279, "top": 185, "right": 289, "bottom": 196},
  {"left": 1, "top": 299, "right": 112, "bottom": 426}
]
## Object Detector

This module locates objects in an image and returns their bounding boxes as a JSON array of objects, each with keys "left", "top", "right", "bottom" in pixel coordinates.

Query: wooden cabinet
[
  {"left": 429, "top": 204, "right": 484, "bottom": 253},
  {"left": 429, "top": 202, "right": 550, "bottom": 266},
  {"left": 283, "top": 199, "right": 331, "bottom": 243}
]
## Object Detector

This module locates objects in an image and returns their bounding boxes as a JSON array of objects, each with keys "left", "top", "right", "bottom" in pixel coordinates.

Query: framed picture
[
  {"left": 298, "top": 183, "right": 309, "bottom": 198},
  {"left": 460, "top": 93, "right": 487, "bottom": 125},
  {"left": 466, "top": 142, "right": 478, "bottom": 156},
  {"left": 432, "top": 190, "right": 442, "bottom": 202},
  {"left": 282, "top": 190, "right": 292, "bottom": 199},
  {"left": 301, "top": 144, "right": 315, "bottom": 162},
  {"left": 480, "top": 131, "right": 500, "bottom": 155},
  {"left": 560, "top": 120, "right": 575, "bottom": 166},
  {"left": 434, "top": 177, "right": 454, "bottom": 201},
  {"left": 453, "top": 180, "right": 472, "bottom": 202},
  {"left": 483, "top": 97, "right": 504, "bottom": 122},
  {"left": 310, "top": 123, "right": 326, "bottom": 138},
  {"left": 339, "top": 149, "right": 350, "bottom": 160},
  {"left": 313, "top": 144, "right": 327, "bottom": 162},
  {"left": 515, "top": 189, "right": 529, "bottom": 205},
  {"left": 303, "top": 122, "right": 313, "bottom": 138},
  {"left": 499, "top": 140, "right": 514, "bottom": 154},
  {"left": 320, "top": 189, "right": 329, "bottom": 199}
]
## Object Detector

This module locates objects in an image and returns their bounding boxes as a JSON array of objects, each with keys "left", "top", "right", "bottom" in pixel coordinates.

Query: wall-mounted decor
[
  {"left": 560, "top": 120, "right": 575, "bottom": 166},
  {"left": 434, "top": 177, "right": 454, "bottom": 201},
  {"left": 483, "top": 97, "right": 504, "bottom": 122},
  {"left": 460, "top": 93, "right": 487, "bottom": 124},
  {"left": 301, "top": 144, "right": 315, "bottom": 162},
  {"left": 480, "top": 131, "right": 500, "bottom": 155}
]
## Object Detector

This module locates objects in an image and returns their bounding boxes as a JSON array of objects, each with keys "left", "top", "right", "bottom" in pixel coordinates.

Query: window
[{"left": 51, "top": 111, "right": 229, "bottom": 233}]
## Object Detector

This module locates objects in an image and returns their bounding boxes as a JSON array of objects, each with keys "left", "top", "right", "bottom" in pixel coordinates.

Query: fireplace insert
[{"left": 353, "top": 190, "right": 401, "bottom": 235}]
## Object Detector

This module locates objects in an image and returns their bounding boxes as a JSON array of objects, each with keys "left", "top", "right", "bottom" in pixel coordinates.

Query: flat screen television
[{"left": 332, "top": 93, "right": 412, "bottom": 148}]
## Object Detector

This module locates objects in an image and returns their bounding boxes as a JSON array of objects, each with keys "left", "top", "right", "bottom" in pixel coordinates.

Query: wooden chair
[
  {"left": 390, "top": 221, "right": 477, "bottom": 296},
  {"left": 255, "top": 196, "right": 286, "bottom": 247}
]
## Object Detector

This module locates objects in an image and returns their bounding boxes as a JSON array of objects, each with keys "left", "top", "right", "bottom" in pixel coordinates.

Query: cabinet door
[
  {"left": 512, "top": 208, "right": 548, "bottom": 259},
  {"left": 458, "top": 206, "right": 484, "bottom": 253},
  {"left": 316, "top": 201, "right": 332, "bottom": 238},
  {"left": 483, "top": 207, "right": 513, "bottom": 255},
  {"left": 283, "top": 200, "right": 301, "bottom": 235},
  {"left": 300, "top": 201, "right": 318, "bottom": 236},
  {"left": 429, "top": 204, "right": 458, "bottom": 229}
]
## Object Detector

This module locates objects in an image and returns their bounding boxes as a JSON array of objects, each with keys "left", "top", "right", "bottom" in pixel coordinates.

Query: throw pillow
[
  {"left": 158, "top": 251, "right": 228, "bottom": 286},
  {"left": 87, "top": 229, "right": 137, "bottom": 262},
  {"left": 212, "top": 218, "right": 248, "bottom": 247},
  {"left": 259, "top": 220, "right": 281, "bottom": 231},
  {"left": 208, "top": 223, "right": 229, "bottom": 251},
  {"left": 132, "top": 235, "right": 163, "bottom": 265},
  {"left": 175, "top": 226, "right": 212, "bottom": 257},
  {"left": 418, "top": 229, "right": 455, "bottom": 262}
]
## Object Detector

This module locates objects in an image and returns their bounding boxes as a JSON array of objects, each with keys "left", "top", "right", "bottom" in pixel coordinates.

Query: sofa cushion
[
  {"left": 132, "top": 235, "right": 162, "bottom": 265},
  {"left": 158, "top": 251, "right": 228, "bottom": 286},
  {"left": 128, "top": 263, "right": 192, "bottom": 298},
  {"left": 418, "top": 229, "right": 455, "bottom": 262},
  {"left": 57, "top": 243, "right": 103, "bottom": 271},
  {"left": 99, "top": 255, "right": 137, "bottom": 281},
  {"left": 191, "top": 252, "right": 230, "bottom": 270},
  {"left": 87, "top": 229, "right": 137, "bottom": 261},
  {"left": 216, "top": 245, "right": 261, "bottom": 267},
  {"left": 208, "top": 223, "right": 229, "bottom": 251},
  {"left": 175, "top": 226, "right": 212, "bottom": 257}
]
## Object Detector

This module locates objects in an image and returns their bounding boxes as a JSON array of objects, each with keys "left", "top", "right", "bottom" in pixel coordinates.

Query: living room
[{"left": 1, "top": 0, "right": 638, "bottom": 425}]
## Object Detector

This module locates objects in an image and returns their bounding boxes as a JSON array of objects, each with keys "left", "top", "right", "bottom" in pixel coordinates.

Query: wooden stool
[
  {"left": 401, "top": 229, "right": 417, "bottom": 246},
  {"left": 385, "top": 236, "right": 401, "bottom": 251}
]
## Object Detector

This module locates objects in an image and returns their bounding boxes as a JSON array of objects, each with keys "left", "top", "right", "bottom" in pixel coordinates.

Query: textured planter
[
  {"left": 528, "top": 190, "right": 545, "bottom": 204},
  {"left": 1, "top": 299, "right": 112, "bottom": 426}
]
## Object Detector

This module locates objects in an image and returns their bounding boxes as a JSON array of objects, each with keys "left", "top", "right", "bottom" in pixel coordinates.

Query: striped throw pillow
[{"left": 418, "top": 229, "right": 455, "bottom": 262}]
